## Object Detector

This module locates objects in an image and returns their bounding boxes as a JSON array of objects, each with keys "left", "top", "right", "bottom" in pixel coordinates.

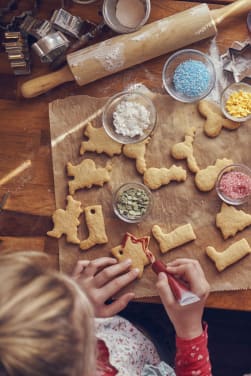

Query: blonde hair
[{"left": 0, "top": 251, "right": 96, "bottom": 376}]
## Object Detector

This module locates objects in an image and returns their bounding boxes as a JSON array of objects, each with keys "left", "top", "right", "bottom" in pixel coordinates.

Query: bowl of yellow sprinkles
[{"left": 221, "top": 82, "right": 251, "bottom": 122}]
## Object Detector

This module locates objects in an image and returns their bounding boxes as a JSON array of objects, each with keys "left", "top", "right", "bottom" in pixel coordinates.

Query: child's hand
[
  {"left": 72, "top": 257, "right": 139, "bottom": 317},
  {"left": 156, "top": 258, "right": 210, "bottom": 339}
]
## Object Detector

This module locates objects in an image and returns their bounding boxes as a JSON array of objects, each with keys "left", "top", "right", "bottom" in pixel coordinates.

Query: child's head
[{"left": 0, "top": 251, "right": 96, "bottom": 376}]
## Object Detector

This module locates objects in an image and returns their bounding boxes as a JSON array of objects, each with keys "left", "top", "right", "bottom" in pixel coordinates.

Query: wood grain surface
[{"left": 0, "top": 0, "right": 251, "bottom": 310}]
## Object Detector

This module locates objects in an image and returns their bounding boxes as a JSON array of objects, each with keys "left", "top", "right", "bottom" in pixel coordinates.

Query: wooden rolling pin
[{"left": 21, "top": 0, "right": 251, "bottom": 98}]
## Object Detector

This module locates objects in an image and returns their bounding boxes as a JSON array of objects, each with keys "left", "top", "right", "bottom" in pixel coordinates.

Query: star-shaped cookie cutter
[{"left": 221, "top": 40, "right": 251, "bottom": 82}]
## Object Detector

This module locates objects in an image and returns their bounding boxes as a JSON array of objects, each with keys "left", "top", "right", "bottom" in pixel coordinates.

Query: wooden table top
[{"left": 0, "top": 0, "right": 251, "bottom": 311}]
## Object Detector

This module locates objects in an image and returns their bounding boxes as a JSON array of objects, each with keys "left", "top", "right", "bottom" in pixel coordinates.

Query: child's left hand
[{"left": 72, "top": 257, "right": 139, "bottom": 317}]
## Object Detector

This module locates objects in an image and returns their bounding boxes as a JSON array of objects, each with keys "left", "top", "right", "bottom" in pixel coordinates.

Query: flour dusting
[
  {"left": 94, "top": 42, "right": 125, "bottom": 71},
  {"left": 207, "top": 37, "right": 232, "bottom": 103}
]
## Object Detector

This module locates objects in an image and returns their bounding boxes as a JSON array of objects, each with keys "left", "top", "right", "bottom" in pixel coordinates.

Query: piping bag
[{"left": 145, "top": 249, "right": 200, "bottom": 306}]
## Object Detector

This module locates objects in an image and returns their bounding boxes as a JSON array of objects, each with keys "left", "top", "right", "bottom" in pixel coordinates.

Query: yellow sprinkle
[{"left": 225, "top": 90, "right": 251, "bottom": 118}]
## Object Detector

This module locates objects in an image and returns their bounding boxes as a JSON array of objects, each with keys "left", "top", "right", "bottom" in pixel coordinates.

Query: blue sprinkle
[{"left": 173, "top": 59, "right": 210, "bottom": 97}]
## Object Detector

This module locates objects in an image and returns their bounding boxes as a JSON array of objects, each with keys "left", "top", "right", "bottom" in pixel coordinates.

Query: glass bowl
[
  {"left": 216, "top": 163, "right": 251, "bottom": 205},
  {"left": 102, "top": 91, "right": 157, "bottom": 144},
  {"left": 220, "top": 82, "right": 251, "bottom": 123},
  {"left": 162, "top": 49, "right": 216, "bottom": 103},
  {"left": 102, "top": 0, "right": 151, "bottom": 34},
  {"left": 113, "top": 182, "right": 153, "bottom": 223}
]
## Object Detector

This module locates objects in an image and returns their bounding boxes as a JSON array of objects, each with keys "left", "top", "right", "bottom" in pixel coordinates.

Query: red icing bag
[{"left": 152, "top": 260, "right": 200, "bottom": 306}]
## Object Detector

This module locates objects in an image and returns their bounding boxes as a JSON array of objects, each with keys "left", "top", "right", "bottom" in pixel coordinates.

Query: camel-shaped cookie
[
  {"left": 80, "top": 205, "right": 108, "bottom": 251},
  {"left": 111, "top": 233, "right": 150, "bottom": 278},
  {"left": 206, "top": 238, "right": 251, "bottom": 271},
  {"left": 152, "top": 223, "right": 196, "bottom": 253},
  {"left": 198, "top": 100, "right": 240, "bottom": 138},
  {"left": 143, "top": 165, "right": 186, "bottom": 190},
  {"left": 216, "top": 203, "right": 251, "bottom": 239},
  {"left": 80, "top": 122, "right": 122, "bottom": 157},
  {"left": 123, "top": 137, "right": 150, "bottom": 174},
  {"left": 47, "top": 195, "right": 83, "bottom": 244},
  {"left": 195, "top": 158, "right": 233, "bottom": 192},
  {"left": 67, "top": 159, "right": 112, "bottom": 195},
  {"left": 171, "top": 127, "right": 199, "bottom": 173}
]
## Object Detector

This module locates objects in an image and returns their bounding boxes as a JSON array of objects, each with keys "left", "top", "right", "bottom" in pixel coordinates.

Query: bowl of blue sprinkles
[{"left": 162, "top": 49, "right": 216, "bottom": 103}]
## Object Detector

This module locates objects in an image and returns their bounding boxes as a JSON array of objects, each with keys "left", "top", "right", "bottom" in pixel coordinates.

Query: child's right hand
[{"left": 156, "top": 258, "right": 210, "bottom": 339}]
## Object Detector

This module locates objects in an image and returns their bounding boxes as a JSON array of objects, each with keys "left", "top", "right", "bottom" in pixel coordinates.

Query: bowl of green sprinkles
[
  {"left": 162, "top": 49, "right": 216, "bottom": 103},
  {"left": 113, "top": 182, "right": 153, "bottom": 223}
]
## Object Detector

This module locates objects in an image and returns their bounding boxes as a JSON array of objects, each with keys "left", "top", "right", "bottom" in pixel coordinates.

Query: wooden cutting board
[{"left": 49, "top": 90, "right": 251, "bottom": 298}]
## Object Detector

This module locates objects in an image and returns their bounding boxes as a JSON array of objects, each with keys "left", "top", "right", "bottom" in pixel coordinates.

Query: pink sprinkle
[{"left": 219, "top": 171, "right": 251, "bottom": 199}]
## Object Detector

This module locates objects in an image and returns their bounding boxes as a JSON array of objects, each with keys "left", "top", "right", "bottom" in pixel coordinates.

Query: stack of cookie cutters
[
  {"left": 221, "top": 40, "right": 251, "bottom": 82},
  {"left": 3, "top": 31, "right": 31, "bottom": 75}
]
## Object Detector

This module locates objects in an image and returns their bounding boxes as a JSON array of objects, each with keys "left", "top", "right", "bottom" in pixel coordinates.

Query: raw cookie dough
[
  {"left": 80, "top": 205, "right": 108, "bottom": 250},
  {"left": 67, "top": 159, "right": 112, "bottom": 195},
  {"left": 171, "top": 127, "right": 199, "bottom": 173},
  {"left": 143, "top": 165, "right": 187, "bottom": 190},
  {"left": 216, "top": 203, "right": 251, "bottom": 239},
  {"left": 123, "top": 137, "right": 150, "bottom": 174},
  {"left": 152, "top": 223, "right": 196, "bottom": 253},
  {"left": 206, "top": 238, "right": 251, "bottom": 271},
  {"left": 195, "top": 158, "right": 233, "bottom": 192},
  {"left": 47, "top": 195, "right": 83, "bottom": 244},
  {"left": 198, "top": 100, "right": 240, "bottom": 138},
  {"left": 80, "top": 122, "right": 122, "bottom": 157}
]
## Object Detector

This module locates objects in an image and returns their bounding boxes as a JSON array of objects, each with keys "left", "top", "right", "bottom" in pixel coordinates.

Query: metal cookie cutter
[
  {"left": 20, "top": 15, "right": 53, "bottom": 39},
  {"left": 4, "top": 31, "right": 31, "bottom": 75},
  {"left": 221, "top": 40, "right": 251, "bottom": 82},
  {"left": 32, "top": 31, "right": 70, "bottom": 63},
  {"left": 50, "top": 8, "right": 84, "bottom": 39}
]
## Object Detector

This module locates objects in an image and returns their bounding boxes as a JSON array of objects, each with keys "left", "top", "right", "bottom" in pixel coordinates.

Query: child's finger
[
  {"left": 93, "top": 259, "right": 132, "bottom": 287},
  {"left": 156, "top": 272, "right": 176, "bottom": 306},
  {"left": 82, "top": 257, "right": 117, "bottom": 277},
  {"left": 96, "top": 268, "right": 139, "bottom": 302},
  {"left": 101, "top": 293, "right": 135, "bottom": 317}
]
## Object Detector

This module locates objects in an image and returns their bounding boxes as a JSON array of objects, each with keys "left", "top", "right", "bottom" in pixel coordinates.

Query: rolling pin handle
[
  {"left": 21, "top": 65, "right": 75, "bottom": 98},
  {"left": 211, "top": 0, "right": 251, "bottom": 26}
]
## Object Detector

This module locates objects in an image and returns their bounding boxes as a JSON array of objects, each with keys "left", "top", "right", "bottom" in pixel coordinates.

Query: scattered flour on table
[
  {"left": 207, "top": 37, "right": 232, "bottom": 103},
  {"left": 113, "top": 100, "right": 151, "bottom": 137}
]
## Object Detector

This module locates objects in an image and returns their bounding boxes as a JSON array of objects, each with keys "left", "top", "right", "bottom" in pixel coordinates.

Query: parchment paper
[{"left": 49, "top": 90, "right": 251, "bottom": 298}]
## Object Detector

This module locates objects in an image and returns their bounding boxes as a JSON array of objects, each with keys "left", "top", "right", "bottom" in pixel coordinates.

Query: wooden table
[{"left": 0, "top": 0, "right": 251, "bottom": 310}]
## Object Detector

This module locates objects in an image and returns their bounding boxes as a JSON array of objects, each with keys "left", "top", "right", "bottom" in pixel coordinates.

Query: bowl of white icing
[
  {"left": 102, "top": 90, "right": 157, "bottom": 144},
  {"left": 102, "top": 0, "right": 151, "bottom": 34}
]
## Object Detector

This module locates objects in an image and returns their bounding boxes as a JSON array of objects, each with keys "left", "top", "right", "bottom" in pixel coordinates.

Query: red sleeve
[
  {"left": 175, "top": 323, "right": 212, "bottom": 376},
  {"left": 96, "top": 339, "right": 118, "bottom": 376}
]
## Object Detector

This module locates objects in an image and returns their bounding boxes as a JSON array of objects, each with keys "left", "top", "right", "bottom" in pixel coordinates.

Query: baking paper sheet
[{"left": 49, "top": 91, "right": 251, "bottom": 298}]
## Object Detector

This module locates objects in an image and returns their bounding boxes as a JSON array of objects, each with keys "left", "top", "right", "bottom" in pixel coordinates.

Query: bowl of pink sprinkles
[{"left": 216, "top": 164, "right": 251, "bottom": 205}]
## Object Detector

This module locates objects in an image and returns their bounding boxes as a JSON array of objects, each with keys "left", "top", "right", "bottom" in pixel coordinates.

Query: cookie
[
  {"left": 206, "top": 238, "right": 251, "bottom": 271},
  {"left": 111, "top": 233, "right": 150, "bottom": 278},
  {"left": 152, "top": 223, "right": 196, "bottom": 253},
  {"left": 80, "top": 205, "right": 108, "bottom": 250},
  {"left": 143, "top": 165, "right": 187, "bottom": 190},
  {"left": 216, "top": 203, "right": 251, "bottom": 239},
  {"left": 47, "top": 195, "right": 83, "bottom": 244},
  {"left": 67, "top": 159, "right": 112, "bottom": 195},
  {"left": 80, "top": 122, "right": 122, "bottom": 157},
  {"left": 198, "top": 99, "right": 240, "bottom": 138},
  {"left": 195, "top": 158, "right": 233, "bottom": 192},
  {"left": 171, "top": 127, "right": 199, "bottom": 173},
  {"left": 123, "top": 137, "right": 150, "bottom": 174}
]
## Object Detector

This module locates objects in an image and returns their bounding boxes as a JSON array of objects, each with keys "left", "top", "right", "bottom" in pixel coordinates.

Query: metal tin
[
  {"left": 102, "top": 0, "right": 151, "bottom": 34},
  {"left": 32, "top": 31, "right": 70, "bottom": 63}
]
